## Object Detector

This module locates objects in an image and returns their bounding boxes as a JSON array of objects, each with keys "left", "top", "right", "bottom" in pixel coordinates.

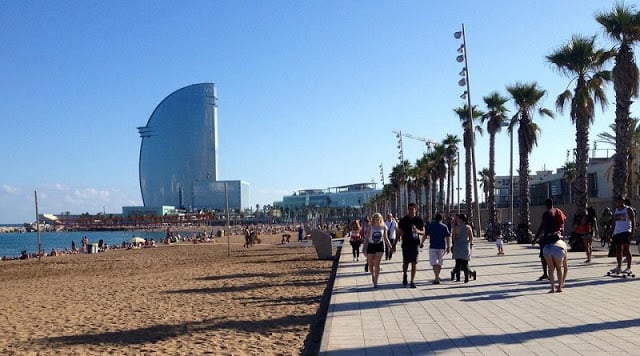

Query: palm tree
[
  {"left": 598, "top": 118, "right": 640, "bottom": 196},
  {"left": 506, "top": 82, "right": 554, "bottom": 243},
  {"left": 596, "top": 4, "right": 640, "bottom": 198},
  {"left": 478, "top": 167, "right": 491, "bottom": 204},
  {"left": 406, "top": 164, "right": 421, "bottom": 211},
  {"left": 432, "top": 144, "right": 448, "bottom": 214},
  {"left": 547, "top": 34, "right": 612, "bottom": 211},
  {"left": 482, "top": 91, "right": 509, "bottom": 238},
  {"left": 389, "top": 161, "right": 411, "bottom": 214},
  {"left": 443, "top": 134, "right": 461, "bottom": 215},
  {"left": 562, "top": 161, "right": 577, "bottom": 204},
  {"left": 454, "top": 105, "right": 485, "bottom": 230},
  {"left": 425, "top": 149, "right": 442, "bottom": 219},
  {"left": 415, "top": 153, "right": 434, "bottom": 221}
]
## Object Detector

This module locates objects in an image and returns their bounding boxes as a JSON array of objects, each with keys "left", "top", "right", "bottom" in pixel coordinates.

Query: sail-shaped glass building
[{"left": 138, "top": 83, "right": 248, "bottom": 210}]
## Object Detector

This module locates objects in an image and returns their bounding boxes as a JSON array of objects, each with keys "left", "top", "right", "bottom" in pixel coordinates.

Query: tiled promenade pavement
[{"left": 320, "top": 239, "right": 640, "bottom": 355}]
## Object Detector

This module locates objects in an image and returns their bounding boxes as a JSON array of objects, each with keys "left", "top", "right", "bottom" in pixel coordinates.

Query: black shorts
[
  {"left": 613, "top": 231, "right": 632, "bottom": 245},
  {"left": 366, "top": 242, "right": 384, "bottom": 254},
  {"left": 402, "top": 245, "right": 419, "bottom": 264}
]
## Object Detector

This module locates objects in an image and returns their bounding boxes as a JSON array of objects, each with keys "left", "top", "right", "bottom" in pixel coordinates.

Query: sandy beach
[{"left": 0, "top": 233, "right": 335, "bottom": 355}]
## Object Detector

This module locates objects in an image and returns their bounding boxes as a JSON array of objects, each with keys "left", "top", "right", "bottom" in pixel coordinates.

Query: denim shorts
[{"left": 543, "top": 244, "right": 566, "bottom": 260}]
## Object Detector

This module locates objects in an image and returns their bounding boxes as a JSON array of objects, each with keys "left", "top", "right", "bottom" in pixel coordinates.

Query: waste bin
[{"left": 88, "top": 243, "right": 98, "bottom": 254}]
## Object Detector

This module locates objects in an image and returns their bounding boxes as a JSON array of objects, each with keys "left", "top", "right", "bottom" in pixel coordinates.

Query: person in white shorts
[{"left": 420, "top": 213, "right": 451, "bottom": 284}]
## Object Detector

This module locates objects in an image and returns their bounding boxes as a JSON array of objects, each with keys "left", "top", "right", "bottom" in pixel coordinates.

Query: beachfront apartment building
[
  {"left": 493, "top": 156, "right": 614, "bottom": 208},
  {"left": 275, "top": 183, "right": 381, "bottom": 217}
]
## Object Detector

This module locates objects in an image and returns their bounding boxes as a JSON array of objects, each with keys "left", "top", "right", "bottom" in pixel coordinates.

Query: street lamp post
[
  {"left": 457, "top": 151, "right": 461, "bottom": 214},
  {"left": 509, "top": 128, "right": 514, "bottom": 224},
  {"left": 455, "top": 23, "right": 481, "bottom": 236},
  {"left": 395, "top": 131, "right": 406, "bottom": 217}
]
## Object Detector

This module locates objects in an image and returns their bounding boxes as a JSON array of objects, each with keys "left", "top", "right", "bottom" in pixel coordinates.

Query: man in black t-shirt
[{"left": 392, "top": 202, "right": 425, "bottom": 288}]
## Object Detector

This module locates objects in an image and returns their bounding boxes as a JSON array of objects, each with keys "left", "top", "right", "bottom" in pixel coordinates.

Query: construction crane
[{"left": 392, "top": 130, "right": 437, "bottom": 153}]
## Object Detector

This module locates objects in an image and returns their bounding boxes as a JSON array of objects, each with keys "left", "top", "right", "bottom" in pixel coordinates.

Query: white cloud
[{"left": 1, "top": 184, "right": 21, "bottom": 195}]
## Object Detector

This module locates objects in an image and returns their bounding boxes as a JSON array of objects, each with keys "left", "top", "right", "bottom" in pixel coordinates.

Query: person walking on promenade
[
  {"left": 533, "top": 198, "right": 566, "bottom": 281},
  {"left": 420, "top": 213, "right": 450, "bottom": 284},
  {"left": 611, "top": 195, "right": 636, "bottom": 274},
  {"left": 385, "top": 213, "right": 397, "bottom": 261},
  {"left": 600, "top": 207, "right": 613, "bottom": 246},
  {"left": 393, "top": 202, "right": 424, "bottom": 288},
  {"left": 495, "top": 226, "right": 504, "bottom": 255},
  {"left": 451, "top": 213, "right": 476, "bottom": 283},
  {"left": 573, "top": 209, "right": 591, "bottom": 262},
  {"left": 348, "top": 220, "right": 363, "bottom": 262},
  {"left": 583, "top": 207, "right": 598, "bottom": 263},
  {"left": 362, "top": 216, "right": 371, "bottom": 272},
  {"left": 362, "top": 213, "right": 392, "bottom": 288}
]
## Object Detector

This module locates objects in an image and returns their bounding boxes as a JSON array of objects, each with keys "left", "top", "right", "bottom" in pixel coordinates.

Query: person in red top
[{"left": 534, "top": 198, "right": 566, "bottom": 281}]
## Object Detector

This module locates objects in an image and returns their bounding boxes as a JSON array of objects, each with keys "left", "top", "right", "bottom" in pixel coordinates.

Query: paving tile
[{"left": 320, "top": 239, "right": 640, "bottom": 355}]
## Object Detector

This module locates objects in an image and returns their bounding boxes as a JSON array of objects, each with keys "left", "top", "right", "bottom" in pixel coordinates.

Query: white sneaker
[
  {"left": 623, "top": 268, "right": 632, "bottom": 274},
  {"left": 356, "top": 257, "right": 359, "bottom": 261},
  {"left": 610, "top": 267, "right": 621, "bottom": 273}
]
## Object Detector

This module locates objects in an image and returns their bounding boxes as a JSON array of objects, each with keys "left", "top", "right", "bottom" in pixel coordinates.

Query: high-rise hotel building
[{"left": 137, "top": 83, "right": 248, "bottom": 211}]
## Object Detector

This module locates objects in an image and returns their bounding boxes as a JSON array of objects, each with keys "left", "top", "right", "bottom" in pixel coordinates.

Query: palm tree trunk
[
  {"left": 627, "top": 153, "right": 634, "bottom": 198},
  {"left": 612, "top": 47, "right": 634, "bottom": 199},
  {"left": 431, "top": 174, "right": 438, "bottom": 220},
  {"left": 488, "top": 133, "right": 497, "bottom": 238},
  {"left": 426, "top": 178, "right": 433, "bottom": 222},
  {"left": 465, "top": 131, "right": 473, "bottom": 224},
  {"left": 518, "top": 124, "right": 532, "bottom": 243},
  {"left": 439, "top": 178, "right": 445, "bottom": 213},
  {"left": 575, "top": 117, "right": 590, "bottom": 211}
]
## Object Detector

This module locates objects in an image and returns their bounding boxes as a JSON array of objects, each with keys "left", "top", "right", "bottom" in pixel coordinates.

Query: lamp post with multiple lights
[
  {"left": 395, "top": 131, "right": 406, "bottom": 217},
  {"left": 455, "top": 23, "right": 482, "bottom": 236}
]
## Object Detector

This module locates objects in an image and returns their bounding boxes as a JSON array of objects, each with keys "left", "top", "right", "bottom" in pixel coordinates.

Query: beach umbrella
[{"left": 130, "top": 236, "right": 145, "bottom": 244}]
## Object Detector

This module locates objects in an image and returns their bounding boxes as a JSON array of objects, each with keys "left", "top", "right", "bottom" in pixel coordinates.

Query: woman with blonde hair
[{"left": 362, "top": 213, "right": 392, "bottom": 288}]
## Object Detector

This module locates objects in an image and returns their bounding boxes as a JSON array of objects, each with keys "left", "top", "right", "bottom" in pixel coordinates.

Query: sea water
[{"left": 0, "top": 230, "right": 169, "bottom": 258}]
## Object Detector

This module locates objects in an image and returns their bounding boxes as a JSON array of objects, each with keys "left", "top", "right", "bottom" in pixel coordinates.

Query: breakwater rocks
[{"left": 0, "top": 226, "right": 26, "bottom": 233}]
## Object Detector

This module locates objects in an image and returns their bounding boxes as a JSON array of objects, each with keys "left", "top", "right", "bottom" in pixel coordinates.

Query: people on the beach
[
  {"left": 611, "top": 195, "right": 635, "bottom": 274},
  {"left": 362, "top": 213, "right": 392, "bottom": 288},
  {"left": 534, "top": 198, "right": 566, "bottom": 281},
  {"left": 421, "top": 212, "right": 450, "bottom": 284},
  {"left": 451, "top": 213, "right": 476, "bottom": 283},
  {"left": 81, "top": 236, "right": 89, "bottom": 253},
  {"left": 393, "top": 202, "right": 424, "bottom": 288},
  {"left": 348, "top": 220, "right": 362, "bottom": 262},
  {"left": 385, "top": 213, "right": 397, "bottom": 261}
]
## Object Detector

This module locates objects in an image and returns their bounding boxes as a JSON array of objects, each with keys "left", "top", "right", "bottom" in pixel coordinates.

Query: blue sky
[{"left": 0, "top": 0, "right": 635, "bottom": 224}]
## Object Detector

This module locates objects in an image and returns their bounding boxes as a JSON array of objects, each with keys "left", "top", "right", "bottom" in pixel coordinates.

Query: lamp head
[
  {"left": 458, "top": 78, "right": 466, "bottom": 87},
  {"left": 456, "top": 55, "right": 464, "bottom": 63},
  {"left": 454, "top": 31, "right": 462, "bottom": 39}
]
